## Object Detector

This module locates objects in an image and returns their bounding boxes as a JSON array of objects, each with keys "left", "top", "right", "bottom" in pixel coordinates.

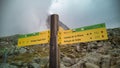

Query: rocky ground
[{"left": 0, "top": 28, "right": 120, "bottom": 68}]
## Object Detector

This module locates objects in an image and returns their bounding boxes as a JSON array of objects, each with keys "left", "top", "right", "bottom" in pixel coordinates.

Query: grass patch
[{"left": 8, "top": 53, "right": 35, "bottom": 63}]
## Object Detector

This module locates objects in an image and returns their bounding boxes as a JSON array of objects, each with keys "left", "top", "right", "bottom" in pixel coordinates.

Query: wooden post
[{"left": 49, "top": 14, "right": 60, "bottom": 68}]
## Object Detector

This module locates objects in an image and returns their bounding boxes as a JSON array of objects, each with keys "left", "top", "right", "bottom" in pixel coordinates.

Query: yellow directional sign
[
  {"left": 18, "top": 27, "right": 64, "bottom": 47},
  {"left": 59, "top": 23, "right": 108, "bottom": 45},
  {"left": 18, "top": 30, "right": 50, "bottom": 47},
  {"left": 18, "top": 23, "right": 108, "bottom": 46}
]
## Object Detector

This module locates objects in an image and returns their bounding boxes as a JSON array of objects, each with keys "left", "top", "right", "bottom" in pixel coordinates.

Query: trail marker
[
  {"left": 17, "top": 14, "right": 108, "bottom": 68},
  {"left": 18, "top": 31, "right": 50, "bottom": 47},
  {"left": 18, "top": 23, "right": 108, "bottom": 46},
  {"left": 59, "top": 23, "right": 108, "bottom": 45}
]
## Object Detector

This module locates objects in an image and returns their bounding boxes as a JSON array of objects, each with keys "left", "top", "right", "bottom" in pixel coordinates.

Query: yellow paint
[
  {"left": 18, "top": 27, "right": 63, "bottom": 47},
  {"left": 18, "top": 31, "right": 50, "bottom": 47},
  {"left": 60, "top": 28, "right": 108, "bottom": 45},
  {"left": 18, "top": 27, "right": 108, "bottom": 46}
]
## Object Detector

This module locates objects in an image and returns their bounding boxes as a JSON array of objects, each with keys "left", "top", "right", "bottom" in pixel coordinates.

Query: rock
[
  {"left": 27, "top": 63, "right": 34, "bottom": 68},
  {"left": 60, "top": 63, "right": 67, "bottom": 68},
  {"left": 70, "top": 60, "right": 83, "bottom": 68},
  {"left": 82, "top": 49, "right": 87, "bottom": 52},
  {"left": 116, "top": 58, "right": 120, "bottom": 64},
  {"left": 0, "top": 63, "right": 18, "bottom": 68},
  {"left": 0, "top": 63, "right": 10, "bottom": 68},
  {"left": 16, "top": 61, "right": 22, "bottom": 66},
  {"left": 88, "top": 43, "right": 98, "bottom": 50},
  {"left": 19, "top": 48, "right": 27, "bottom": 54},
  {"left": 31, "top": 63, "right": 40, "bottom": 68},
  {"left": 111, "top": 64, "right": 120, "bottom": 68},
  {"left": 29, "top": 48, "right": 34, "bottom": 53},
  {"left": 40, "top": 57, "right": 49, "bottom": 67},
  {"left": 85, "top": 63, "right": 99, "bottom": 68},
  {"left": 101, "top": 55, "right": 111, "bottom": 68},
  {"left": 97, "top": 43, "right": 112, "bottom": 54},
  {"left": 21, "top": 63, "right": 28, "bottom": 68},
  {"left": 62, "top": 57, "right": 74, "bottom": 66},
  {"left": 14, "top": 47, "right": 19, "bottom": 54},
  {"left": 32, "top": 57, "right": 41, "bottom": 63},
  {"left": 9, "top": 65, "right": 18, "bottom": 68},
  {"left": 109, "top": 49, "right": 120, "bottom": 57},
  {"left": 97, "top": 42, "right": 103, "bottom": 47},
  {"left": 9, "top": 48, "right": 15, "bottom": 55},
  {"left": 76, "top": 45, "right": 80, "bottom": 52},
  {"left": 60, "top": 52, "right": 65, "bottom": 59},
  {"left": 70, "top": 60, "right": 99, "bottom": 68},
  {"left": 111, "top": 57, "right": 118, "bottom": 66},
  {"left": 62, "top": 57, "right": 80, "bottom": 67}
]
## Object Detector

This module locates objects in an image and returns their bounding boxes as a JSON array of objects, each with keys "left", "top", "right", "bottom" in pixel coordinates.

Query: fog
[{"left": 0, "top": 0, "right": 120, "bottom": 37}]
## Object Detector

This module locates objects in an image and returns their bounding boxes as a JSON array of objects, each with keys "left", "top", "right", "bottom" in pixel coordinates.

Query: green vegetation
[{"left": 8, "top": 53, "right": 35, "bottom": 63}]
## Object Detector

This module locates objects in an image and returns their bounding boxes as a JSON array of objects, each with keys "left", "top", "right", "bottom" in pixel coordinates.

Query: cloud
[
  {"left": 0, "top": 0, "right": 51, "bottom": 37},
  {"left": 0, "top": 0, "right": 120, "bottom": 37},
  {"left": 50, "top": 0, "right": 120, "bottom": 29}
]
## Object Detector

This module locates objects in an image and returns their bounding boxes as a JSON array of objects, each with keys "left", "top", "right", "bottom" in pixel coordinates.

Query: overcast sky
[{"left": 0, "top": 0, "right": 120, "bottom": 37}]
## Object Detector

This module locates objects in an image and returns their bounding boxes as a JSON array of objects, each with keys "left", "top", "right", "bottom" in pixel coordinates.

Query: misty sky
[{"left": 0, "top": 0, "right": 120, "bottom": 37}]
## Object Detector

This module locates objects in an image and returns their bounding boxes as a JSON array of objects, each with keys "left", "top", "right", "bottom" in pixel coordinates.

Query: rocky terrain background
[{"left": 0, "top": 28, "right": 120, "bottom": 68}]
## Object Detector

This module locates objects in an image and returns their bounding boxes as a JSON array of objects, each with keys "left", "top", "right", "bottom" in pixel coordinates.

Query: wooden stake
[{"left": 49, "top": 14, "right": 60, "bottom": 68}]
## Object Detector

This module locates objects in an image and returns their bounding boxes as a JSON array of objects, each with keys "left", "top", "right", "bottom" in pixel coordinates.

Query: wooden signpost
[
  {"left": 49, "top": 14, "right": 60, "bottom": 68},
  {"left": 17, "top": 14, "right": 108, "bottom": 68}
]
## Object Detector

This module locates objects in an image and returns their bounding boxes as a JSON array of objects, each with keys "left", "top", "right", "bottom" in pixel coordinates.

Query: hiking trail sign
[
  {"left": 18, "top": 23, "right": 108, "bottom": 47},
  {"left": 17, "top": 14, "right": 108, "bottom": 68},
  {"left": 59, "top": 23, "right": 108, "bottom": 45},
  {"left": 18, "top": 30, "right": 50, "bottom": 47}
]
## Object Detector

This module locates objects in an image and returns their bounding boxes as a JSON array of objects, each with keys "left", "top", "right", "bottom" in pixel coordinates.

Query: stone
[
  {"left": 97, "top": 43, "right": 103, "bottom": 47},
  {"left": 16, "top": 61, "right": 22, "bottom": 66},
  {"left": 60, "top": 63, "right": 66, "bottom": 68},
  {"left": 62, "top": 57, "right": 74, "bottom": 66},
  {"left": 69, "top": 60, "right": 86, "bottom": 68},
  {"left": 76, "top": 45, "right": 80, "bottom": 52},
  {"left": 19, "top": 48, "right": 27, "bottom": 54},
  {"left": 0, "top": 63, "right": 10, "bottom": 68},
  {"left": 22, "top": 63, "right": 27, "bottom": 67},
  {"left": 29, "top": 48, "right": 34, "bottom": 53},
  {"left": 101, "top": 55, "right": 111, "bottom": 68},
  {"left": 27, "top": 63, "right": 34, "bottom": 68},
  {"left": 111, "top": 57, "right": 118, "bottom": 66},
  {"left": 32, "top": 57, "right": 41, "bottom": 63},
  {"left": 82, "top": 49, "right": 87, "bottom": 52},
  {"left": 85, "top": 63, "right": 99, "bottom": 68},
  {"left": 40, "top": 57, "right": 49, "bottom": 67},
  {"left": 9, "top": 65, "right": 18, "bottom": 68},
  {"left": 85, "top": 52, "right": 102, "bottom": 65},
  {"left": 31, "top": 63, "right": 40, "bottom": 68},
  {"left": 0, "top": 63, "right": 18, "bottom": 68}
]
